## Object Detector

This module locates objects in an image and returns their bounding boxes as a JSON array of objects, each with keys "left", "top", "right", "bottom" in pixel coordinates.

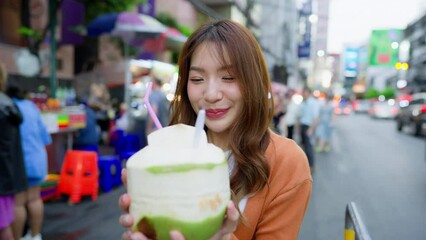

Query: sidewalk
[
  {"left": 42, "top": 186, "right": 126, "bottom": 240},
  {"left": 41, "top": 143, "right": 126, "bottom": 240}
]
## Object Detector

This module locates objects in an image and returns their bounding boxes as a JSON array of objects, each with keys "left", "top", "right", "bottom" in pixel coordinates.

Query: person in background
[
  {"left": 271, "top": 84, "right": 286, "bottom": 135},
  {"left": 316, "top": 93, "right": 335, "bottom": 153},
  {"left": 6, "top": 84, "right": 52, "bottom": 240},
  {"left": 145, "top": 77, "right": 170, "bottom": 134},
  {"left": 0, "top": 64, "right": 28, "bottom": 240},
  {"left": 73, "top": 99, "right": 101, "bottom": 148},
  {"left": 88, "top": 83, "right": 111, "bottom": 144},
  {"left": 283, "top": 90, "right": 301, "bottom": 140},
  {"left": 114, "top": 102, "right": 129, "bottom": 132},
  {"left": 298, "top": 87, "right": 320, "bottom": 172},
  {"left": 119, "top": 19, "right": 312, "bottom": 240}
]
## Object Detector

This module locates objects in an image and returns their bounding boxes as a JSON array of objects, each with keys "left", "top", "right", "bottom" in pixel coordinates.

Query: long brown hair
[
  {"left": 170, "top": 20, "right": 273, "bottom": 203},
  {"left": 0, "top": 63, "right": 7, "bottom": 92}
]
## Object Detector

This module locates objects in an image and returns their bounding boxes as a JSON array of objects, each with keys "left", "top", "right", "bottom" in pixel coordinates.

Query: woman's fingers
[
  {"left": 121, "top": 230, "right": 132, "bottom": 240},
  {"left": 121, "top": 168, "right": 128, "bottom": 188},
  {"left": 170, "top": 231, "right": 186, "bottom": 240},
  {"left": 119, "top": 213, "right": 134, "bottom": 228},
  {"left": 121, "top": 230, "right": 149, "bottom": 240},
  {"left": 221, "top": 201, "right": 239, "bottom": 233},
  {"left": 119, "top": 194, "right": 133, "bottom": 228},
  {"left": 119, "top": 193, "right": 131, "bottom": 212},
  {"left": 209, "top": 201, "right": 239, "bottom": 240},
  {"left": 122, "top": 201, "right": 239, "bottom": 240}
]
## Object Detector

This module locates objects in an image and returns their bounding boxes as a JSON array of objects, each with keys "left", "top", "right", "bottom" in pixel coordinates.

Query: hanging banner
[
  {"left": 368, "top": 29, "right": 402, "bottom": 66},
  {"left": 297, "top": 0, "right": 312, "bottom": 58}
]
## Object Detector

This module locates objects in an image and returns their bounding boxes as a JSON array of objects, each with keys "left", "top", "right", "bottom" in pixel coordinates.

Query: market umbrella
[
  {"left": 85, "top": 12, "right": 167, "bottom": 108},
  {"left": 142, "top": 27, "right": 188, "bottom": 53},
  {"left": 87, "top": 12, "right": 167, "bottom": 41}
]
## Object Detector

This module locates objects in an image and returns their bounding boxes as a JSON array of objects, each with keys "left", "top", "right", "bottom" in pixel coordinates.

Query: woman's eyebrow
[
  {"left": 189, "top": 66, "right": 205, "bottom": 73},
  {"left": 189, "top": 65, "right": 233, "bottom": 73},
  {"left": 218, "top": 65, "right": 233, "bottom": 71}
]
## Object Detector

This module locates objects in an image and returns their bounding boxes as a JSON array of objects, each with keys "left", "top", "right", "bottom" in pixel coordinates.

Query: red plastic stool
[{"left": 57, "top": 150, "right": 99, "bottom": 204}]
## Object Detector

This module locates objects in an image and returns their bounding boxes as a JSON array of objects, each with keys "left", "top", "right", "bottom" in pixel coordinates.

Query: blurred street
[
  {"left": 300, "top": 113, "right": 426, "bottom": 240},
  {"left": 40, "top": 113, "right": 426, "bottom": 240},
  {"left": 42, "top": 187, "right": 126, "bottom": 240}
]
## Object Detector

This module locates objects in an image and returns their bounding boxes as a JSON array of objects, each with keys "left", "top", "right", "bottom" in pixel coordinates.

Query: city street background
[
  {"left": 41, "top": 113, "right": 426, "bottom": 240},
  {"left": 300, "top": 113, "right": 426, "bottom": 240}
]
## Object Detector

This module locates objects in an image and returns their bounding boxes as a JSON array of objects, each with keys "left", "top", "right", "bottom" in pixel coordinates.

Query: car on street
[
  {"left": 396, "top": 92, "right": 426, "bottom": 136},
  {"left": 369, "top": 99, "right": 399, "bottom": 119},
  {"left": 352, "top": 99, "right": 371, "bottom": 113},
  {"left": 334, "top": 103, "right": 351, "bottom": 115}
]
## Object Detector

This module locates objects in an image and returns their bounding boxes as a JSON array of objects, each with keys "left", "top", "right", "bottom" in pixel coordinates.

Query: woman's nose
[{"left": 204, "top": 80, "right": 223, "bottom": 102}]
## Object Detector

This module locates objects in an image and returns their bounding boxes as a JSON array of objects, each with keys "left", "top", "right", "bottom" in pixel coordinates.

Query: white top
[
  {"left": 226, "top": 151, "right": 248, "bottom": 212},
  {"left": 283, "top": 101, "right": 300, "bottom": 126},
  {"left": 299, "top": 97, "right": 321, "bottom": 126}
]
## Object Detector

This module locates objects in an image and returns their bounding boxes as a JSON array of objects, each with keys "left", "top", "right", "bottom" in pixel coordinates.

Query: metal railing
[{"left": 344, "top": 201, "right": 372, "bottom": 240}]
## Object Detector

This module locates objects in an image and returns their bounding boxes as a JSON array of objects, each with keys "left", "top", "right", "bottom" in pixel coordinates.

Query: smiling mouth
[{"left": 205, "top": 108, "right": 229, "bottom": 119}]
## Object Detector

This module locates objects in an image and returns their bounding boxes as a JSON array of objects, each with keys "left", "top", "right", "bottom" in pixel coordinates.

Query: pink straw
[{"left": 144, "top": 81, "right": 163, "bottom": 129}]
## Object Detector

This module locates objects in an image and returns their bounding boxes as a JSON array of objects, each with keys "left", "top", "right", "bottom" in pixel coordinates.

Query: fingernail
[
  {"left": 124, "top": 215, "right": 131, "bottom": 224},
  {"left": 120, "top": 194, "right": 128, "bottom": 204},
  {"left": 127, "top": 230, "right": 133, "bottom": 239},
  {"left": 130, "top": 234, "right": 142, "bottom": 240},
  {"left": 169, "top": 231, "right": 180, "bottom": 239}
]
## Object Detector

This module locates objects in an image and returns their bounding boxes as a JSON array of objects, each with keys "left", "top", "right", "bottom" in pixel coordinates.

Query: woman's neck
[{"left": 207, "top": 130, "right": 230, "bottom": 152}]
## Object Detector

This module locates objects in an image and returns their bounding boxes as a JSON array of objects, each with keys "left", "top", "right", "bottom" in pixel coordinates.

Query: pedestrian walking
[
  {"left": 298, "top": 87, "right": 320, "bottom": 172},
  {"left": 283, "top": 90, "right": 301, "bottom": 140},
  {"left": 316, "top": 93, "right": 335, "bottom": 153},
  {"left": 0, "top": 63, "right": 28, "bottom": 240},
  {"left": 7, "top": 85, "right": 52, "bottom": 240},
  {"left": 118, "top": 19, "right": 312, "bottom": 240},
  {"left": 145, "top": 76, "right": 170, "bottom": 135},
  {"left": 271, "top": 82, "right": 286, "bottom": 135},
  {"left": 73, "top": 99, "right": 101, "bottom": 148}
]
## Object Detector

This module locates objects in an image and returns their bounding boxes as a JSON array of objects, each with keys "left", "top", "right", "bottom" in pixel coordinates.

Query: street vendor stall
[{"left": 41, "top": 105, "right": 86, "bottom": 173}]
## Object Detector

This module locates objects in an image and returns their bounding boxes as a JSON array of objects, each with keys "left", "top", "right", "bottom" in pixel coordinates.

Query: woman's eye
[
  {"left": 223, "top": 77, "right": 235, "bottom": 81},
  {"left": 189, "top": 78, "right": 203, "bottom": 83}
]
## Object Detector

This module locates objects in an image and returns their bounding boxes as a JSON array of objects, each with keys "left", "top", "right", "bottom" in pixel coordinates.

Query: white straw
[{"left": 193, "top": 109, "right": 206, "bottom": 148}]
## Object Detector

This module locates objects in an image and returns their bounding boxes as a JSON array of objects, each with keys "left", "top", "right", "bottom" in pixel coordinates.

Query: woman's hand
[
  {"left": 118, "top": 168, "right": 240, "bottom": 240},
  {"left": 118, "top": 168, "right": 139, "bottom": 239},
  {"left": 169, "top": 201, "right": 239, "bottom": 240}
]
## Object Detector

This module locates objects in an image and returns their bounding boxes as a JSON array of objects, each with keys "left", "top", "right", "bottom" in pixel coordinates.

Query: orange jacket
[{"left": 233, "top": 131, "right": 312, "bottom": 240}]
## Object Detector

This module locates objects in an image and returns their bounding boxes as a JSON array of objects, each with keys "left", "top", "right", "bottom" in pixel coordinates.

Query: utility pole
[{"left": 49, "top": 0, "right": 57, "bottom": 98}]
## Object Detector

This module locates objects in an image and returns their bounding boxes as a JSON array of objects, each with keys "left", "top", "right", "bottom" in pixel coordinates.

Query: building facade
[{"left": 404, "top": 13, "right": 426, "bottom": 92}]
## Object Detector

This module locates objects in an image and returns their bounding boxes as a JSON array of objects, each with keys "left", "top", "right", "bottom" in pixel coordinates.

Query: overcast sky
[{"left": 327, "top": 0, "right": 426, "bottom": 53}]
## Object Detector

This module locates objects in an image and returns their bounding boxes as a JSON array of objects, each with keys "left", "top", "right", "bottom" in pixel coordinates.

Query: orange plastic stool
[{"left": 58, "top": 150, "right": 99, "bottom": 204}]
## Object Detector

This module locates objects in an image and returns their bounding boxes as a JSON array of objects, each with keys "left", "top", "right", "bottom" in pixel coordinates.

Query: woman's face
[{"left": 187, "top": 42, "right": 243, "bottom": 136}]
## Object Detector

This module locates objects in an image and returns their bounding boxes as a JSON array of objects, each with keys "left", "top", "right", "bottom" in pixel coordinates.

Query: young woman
[{"left": 119, "top": 19, "right": 312, "bottom": 240}]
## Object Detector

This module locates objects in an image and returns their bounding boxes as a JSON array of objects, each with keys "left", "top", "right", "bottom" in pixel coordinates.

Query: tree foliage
[
  {"left": 364, "top": 86, "right": 396, "bottom": 99},
  {"left": 77, "top": 0, "right": 146, "bottom": 23},
  {"left": 380, "top": 86, "right": 396, "bottom": 99},
  {"left": 156, "top": 12, "right": 192, "bottom": 36},
  {"left": 364, "top": 87, "right": 380, "bottom": 99}
]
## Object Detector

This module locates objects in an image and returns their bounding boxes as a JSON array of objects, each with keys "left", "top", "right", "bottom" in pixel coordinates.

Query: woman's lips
[{"left": 205, "top": 108, "right": 229, "bottom": 119}]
